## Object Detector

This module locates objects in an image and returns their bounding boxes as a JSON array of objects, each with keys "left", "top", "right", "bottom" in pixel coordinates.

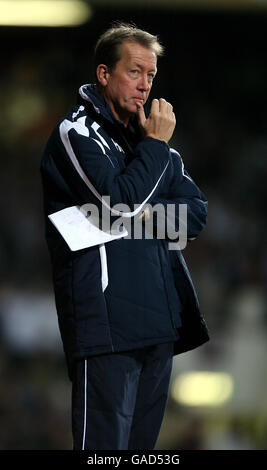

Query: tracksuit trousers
[{"left": 72, "top": 342, "right": 174, "bottom": 450}]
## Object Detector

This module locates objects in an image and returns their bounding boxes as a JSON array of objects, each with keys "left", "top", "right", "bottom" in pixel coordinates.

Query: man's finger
[
  {"left": 167, "top": 103, "right": 173, "bottom": 114},
  {"left": 158, "top": 98, "right": 167, "bottom": 112},
  {"left": 150, "top": 98, "right": 159, "bottom": 114},
  {"left": 137, "top": 104, "right": 146, "bottom": 127}
]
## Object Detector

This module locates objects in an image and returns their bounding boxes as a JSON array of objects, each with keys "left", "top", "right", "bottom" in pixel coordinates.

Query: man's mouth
[{"left": 133, "top": 97, "right": 144, "bottom": 106}]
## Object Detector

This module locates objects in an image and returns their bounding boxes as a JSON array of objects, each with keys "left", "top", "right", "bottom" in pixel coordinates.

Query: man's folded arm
[{"left": 146, "top": 149, "right": 208, "bottom": 241}]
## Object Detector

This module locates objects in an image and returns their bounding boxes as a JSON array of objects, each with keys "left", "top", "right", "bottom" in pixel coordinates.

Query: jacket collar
[
  {"left": 78, "top": 83, "right": 142, "bottom": 134},
  {"left": 77, "top": 84, "right": 143, "bottom": 162},
  {"left": 77, "top": 83, "right": 119, "bottom": 124}
]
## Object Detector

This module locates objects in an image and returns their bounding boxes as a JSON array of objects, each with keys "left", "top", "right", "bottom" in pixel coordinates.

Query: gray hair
[{"left": 94, "top": 22, "right": 164, "bottom": 76}]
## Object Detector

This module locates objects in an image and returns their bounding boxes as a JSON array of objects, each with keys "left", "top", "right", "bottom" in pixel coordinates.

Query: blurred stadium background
[{"left": 0, "top": 0, "right": 266, "bottom": 450}]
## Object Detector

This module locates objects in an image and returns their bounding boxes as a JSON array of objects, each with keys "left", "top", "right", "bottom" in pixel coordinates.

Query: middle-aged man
[{"left": 41, "top": 23, "right": 209, "bottom": 450}]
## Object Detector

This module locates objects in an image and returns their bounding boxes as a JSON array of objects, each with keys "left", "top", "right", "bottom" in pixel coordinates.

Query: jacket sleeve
[
  {"left": 48, "top": 117, "right": 171, "bottom": 219},
  {"left": 148, "top": 148, "right": 208, "bottom": 241}
]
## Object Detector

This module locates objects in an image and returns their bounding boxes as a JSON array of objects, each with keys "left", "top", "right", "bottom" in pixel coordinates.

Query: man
[{"left": 41, "top": 23, "right": 209, "bottom": 450}]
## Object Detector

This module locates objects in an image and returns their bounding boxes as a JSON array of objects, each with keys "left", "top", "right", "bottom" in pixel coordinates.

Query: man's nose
[{"left": 137, "top": 74, "right": 151, "bottom": 92}]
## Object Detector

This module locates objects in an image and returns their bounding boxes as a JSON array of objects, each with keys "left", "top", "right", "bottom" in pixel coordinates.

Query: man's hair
[{"left": 94, "top": 22, "right": 164, "bottom": 76}]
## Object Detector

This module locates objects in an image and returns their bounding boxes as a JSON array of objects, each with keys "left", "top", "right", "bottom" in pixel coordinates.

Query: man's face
[{"left": 101, "top": 41, "right": 157, "bottom": 125}]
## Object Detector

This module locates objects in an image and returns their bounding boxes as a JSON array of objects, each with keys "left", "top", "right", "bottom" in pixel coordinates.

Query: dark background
[{"left": 0, "top": 1, "right": 266, "bottom": 450}]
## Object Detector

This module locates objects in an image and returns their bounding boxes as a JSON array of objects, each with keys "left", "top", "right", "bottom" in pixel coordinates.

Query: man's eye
[
  {"left": 130, "top": 70, "right": 138, "bottom": 74},
  {"left": 148, "top": 74, "right": 155, "bottom": 80}
]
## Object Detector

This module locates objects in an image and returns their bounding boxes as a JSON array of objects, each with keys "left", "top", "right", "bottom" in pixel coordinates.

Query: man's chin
[
  {"left": 124, "top": 105, "right": 139, "bottom": 116},
  {"left": 128, "top": 99, "right": 145, "bottom": 112},
  {"left": 132, "top": 103, "right": 144, "bottom": 114}
]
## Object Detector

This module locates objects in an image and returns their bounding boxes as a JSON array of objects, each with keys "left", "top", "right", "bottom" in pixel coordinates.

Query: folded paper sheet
[{"left": 48, "top": 206, "right": 128, "bottom": 251}]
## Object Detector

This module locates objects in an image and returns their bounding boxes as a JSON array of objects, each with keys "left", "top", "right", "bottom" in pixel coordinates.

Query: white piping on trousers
[
  {"left": 99, "top": 244, "right": 108, "bottom": 291},
  {"left": 82, "top": 359, "right": 87, "bottom": 450}
]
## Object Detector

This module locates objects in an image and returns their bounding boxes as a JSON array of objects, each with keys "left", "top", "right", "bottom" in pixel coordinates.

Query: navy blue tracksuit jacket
[{"left": 40, "top": 84, "right": 209, "bottom": 379}]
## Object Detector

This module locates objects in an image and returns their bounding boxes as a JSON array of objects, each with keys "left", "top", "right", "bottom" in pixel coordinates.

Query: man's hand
[{"left": 137, "top": 98, "right": 176, "bottom": 143}]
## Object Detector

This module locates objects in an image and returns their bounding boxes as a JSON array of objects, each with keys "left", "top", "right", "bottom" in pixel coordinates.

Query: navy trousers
[{"left": 72, "top": 342, "right": 174, "bottom": 450}]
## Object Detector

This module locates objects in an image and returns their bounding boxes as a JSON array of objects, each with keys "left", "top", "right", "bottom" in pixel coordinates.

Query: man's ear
[{"left": 96, "top": 64, "right": 110, "bottom": 87}]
